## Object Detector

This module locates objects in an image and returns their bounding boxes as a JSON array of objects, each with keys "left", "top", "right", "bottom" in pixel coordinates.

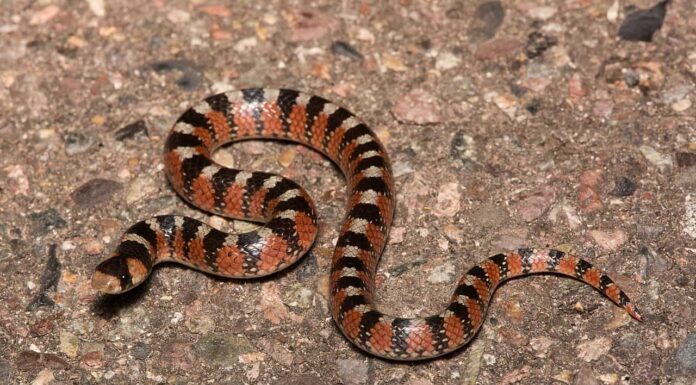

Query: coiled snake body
[{"left": 92, "top": 88, "right": 641, "bottom": 360}]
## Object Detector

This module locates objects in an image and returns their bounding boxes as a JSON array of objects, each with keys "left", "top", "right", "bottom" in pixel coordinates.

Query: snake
[{"left": 91, "top": 88, "right": 642, "bottom": 360}]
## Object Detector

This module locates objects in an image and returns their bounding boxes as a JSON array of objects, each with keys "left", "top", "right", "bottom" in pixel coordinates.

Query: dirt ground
[{"left": 1, "top": 0, "right": 695, "bottom": 384}]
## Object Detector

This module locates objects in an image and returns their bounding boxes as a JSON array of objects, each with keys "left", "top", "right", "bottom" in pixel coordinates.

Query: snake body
[{"left": 92, "top": 88, "right": 641, "bottom": 360}]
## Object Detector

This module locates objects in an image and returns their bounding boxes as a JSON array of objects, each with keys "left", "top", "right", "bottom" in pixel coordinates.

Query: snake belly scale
[{"left": 91, "top": 88, "right": 641, "bottom": 360}]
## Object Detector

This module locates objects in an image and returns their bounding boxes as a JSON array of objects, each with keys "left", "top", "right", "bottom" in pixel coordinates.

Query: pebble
[
  {"left": 257, "top": 282, "right": 304, "bottom": 324},
  {"left": 427, "top": 262, "right": 456, "bottom": 284},
  {"left": 71, "top": 178, "right": 123, "bottom": 208},
  {"left": 588, "top": 229, "right": 627, "bottom": 251},
  {"left": 685, "top": 194, "right": 696, "bottom": 239},
  {"left": 30, "top": 209, "right": 67, "bottom": 235},
  {"left": 330, "top": 41, "right": 363, "bottom": 61},
  {"left": 450, "top": 130, "right": 476, "bottom": 169},
  {"left": 194, "top": 333, "right": 254, "bottom": 366},
  {"left": 672, "top": 98, "right": 692, "bottom": 112},
  {"left": 30, "top": 5, "right": 60, "bottom": 25},
  {"left": 573, "top": 367, "right": 598, "bottom": 385},
  {"left": 336, "top": 358, "right": 370, "bottom": 385},
  {"left": 474, "top": 38, "right": 522, "bottom": 60},
  {"left": 83, "top": 238, "right": 104, "bottom": 255},
  {"left": 528, "top": 6, "right": 557, "bottom": 21},
  {"left": 639, "top": 145, "right": 672, "bottom": 172},
  {"left": 525, "top": 31, "right": 557, "bottom": 59},
  {"left": 126, "top": 177, "right": 158, "bottom": 204},
  {"left": 391, "top": 89, "right": 442, "bottom": 124},
  {"left": 617, "top": 0, "right": 668, "bottom": 42},
  {"left": 674, "top": 332, "right": 696, "bottom": 374},
  {"left": 260, "top": 338, "right": 294, "bottom": 367},
  {"left": 486, "top": 91, "right": 517, "bottom": 119},
  {"left": 59, "top": 331, "right": 79, "bottom": 358},
  {"left": 130, "top": 341, "right": 150, "bottom": 360},
  {"left": 610, "top": 176, "right": 636, "bottom": 196},
  {"left": 283, "top": 284, "right": 313, "bottom": 308},
  {"left": 382, "top": 53, "right": 408, "bottom": 72},
  {"left": 676, "top": 152, "right": 696, "bottom": 168},
  {"left": 576, "top": 337, "right": 612, "bottom": 362},
  {"left": 513, "top": 185, "right": 557, "bottom": 221},
  {"left": 64, "top": 131, "right": 95, "bottom": 155},
  {"left": 86, "top": 0, "right": 106, "bottom": 17},
  {"left": 167, "top": 9, "right": 191, "bottom": 23},
  {"left": 114, "top": 120, "right": 148, "bottom": 141},
  {"left": 161, "top": 340, "right": 194, "bottom": 371},
  {"left": 16, "top": 351, "right": 69, "bottom": 371},
  {"left": 277, "top": 147, "right": 296, "bottom": 167},
  {"left": 435, "top": 51, "right": 461, "bottom": 71},
  {"left": 433, "top": 182, "right": 461, "bottom": 217},
  {"left": 467, "top": 1, "right": 505, "bottom": 42},
  {"left": 30, "top": 318, "right": 53, "bottom": 337},
  {"left": 30, "top": 368, "right": 54, "bottom": 385},
  {"left": 578, "top": 170, "right": 603, "bottom": 214}
]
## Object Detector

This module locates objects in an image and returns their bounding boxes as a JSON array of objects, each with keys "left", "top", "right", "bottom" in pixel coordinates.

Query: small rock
[
  {"left": 71, "top": 178, "right": 122, "bottom": 208},
  {"left": 611, "top": 176, "right": 636, "bottom": 196},
  {"left": 573, "top": 367, "right": 599, "bottom": 385},
  {"left": 194, "top": 333, "right": 254, "bottom": 366},
  {"left": 59, "top": 331, "right": 79, "bottom": 358},
  {"left": 114, "top": 120, "right": 148, "bottom": 141},
  {"left": 529, "top": 337, "right": 555, "bottom": 358},
  {"left": 486, "top": 91, "right": 517, "bottom": 119},
  {"left": 467, "top": 1, "right": 505, "bottom": 42},
  {"left": 391, "top": 89, "right": 442, "bottom": 124},
  {"left": 131, "top": 342, "right": 150, "bottom": 360},
  {"left": 639, "top": 145, "right": 672, "bottom": 172},
  {"left": 30, "top": 368, "right": 54, "bottom": 385},
  {"left": 260, "top": 338, "right": 294, "bottom": 367},
  {"left": 167, "top": 9, "right": 191, "bottom": 23},
  {"left": 382, "top": 53, "right": 408, "bottom": 72},
  {"left": 592, "top": 99, "right": 614, "bottom": 120},
  {"left": 618, "top": 0, "right": 669, "bottom": 42},
  {"left": 283, "top": 284, "right": 313, "bottom": 308},
  {"left": 685, "top": 194, "right": 696, "bottom": 239},
  {"left": 525, "top": 31, "right": 556, "bottom": 59},
  {"left": 674, "top": 332, "right": 696, "bottom": 374},
  {"left": 632, "top": 354, "right": 660, "bottom": 382},
  {"left": 83, "top": 238, "right": 104, "bottom": 255},
  {"left": 336, "top": 358, "right": 370, "bottom": 385},
  {"left": 588, "top": 229, "right": 627, "bottom": 251},
  {"left": 450, "top": 130, "right": 476, "bottom": 169},
  {"left": 578, "top": 170, "right": 603, "bottom": 214},
  {"left": 474, "top": 38, "right": 523, "bottom": 60},
  {"left": 30, "top": 209, "right": 67, "bottom": 235},
  {"left": 30, "top": 318, "right": 53, "bottom": 337},
  {"left": 86, "top": 0, "right": 105, "bottom": 17},
  {"left": 330, "top": 41, "right": 363, "bottom": 61},
  {"left": 427, "top": 262, "right": 456, "bottom": 284},
  {"left": 433, "top": 182, "right": 461, "bottom": 217},
  {"left": 577, "top": 337, "right": 612, "bottom": 362},
  {"left": 80, "top": 349, "right": 103, "bottom": 368},
  {"left": 161, "top": 340, "right": 194, "bottom": 371},
  {"left": 513, "top": 186, "right": 556, "bottom": 221},
  {"left": 528, "top": 6, "right": 557, "bottom": 21},
  {"left": 257, "top": 282, "right": 303, "bottom": 324},
  {"left": 277, "top": 147, "right": 296, "bottom": 167},
  {"left": 287, "top": 9, "right": 339, "bottom": 42},
  {"left": 125, "top": 177, "right": 158, "bottom": 205},
  {"left": 435, "top": 51, "right": 461, "bottom": 71},
  {"left": 676, "top": 152, "right": 696, "bottom": 168},
  {"left": 672, "top": 98, "right": 692, "bottom": 112},
  {"left": 623, "top": 68, "right": 639, "bottom": 87},
  {"left": 568, "top": 73, "right": 588, "bottom": 103},
  {"left": 16, "top": 351, "right": 69, "bottom": 371},
  {"left": 64, "top": 131, "right": 95, "bottom": 155}
]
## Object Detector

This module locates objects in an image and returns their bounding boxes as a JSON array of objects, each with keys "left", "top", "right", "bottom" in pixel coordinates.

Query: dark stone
[
  {"left": 450, "top": 130, "right": 477, "bottom": 169},
  {"left": 175, "top": 72, "right": 202, "bottom": 90},
  {"left": 330, "top": 41, "right": 363, "bottom": 61},
  {"left": 64, "top": 131, "right": 95, "bottom": 155},
  {"left": 618, "top": 0, "right": 669, "bottom": 42},
  {"left": 114, "top": 120, "right": 149, "bottom": 141},
  {"left": 295, "top": 250, "right": 318, "bottom": 280},
  {"left": 525, "top": 31, "right": 557, "bottom": 59},
  {"left": 623, "top": 69, "right": 639, "bottom": 87},
  {"left": 525, "top": 98, "right": 541, "bottom": 115},
  {"left": 468, "top": 1, "right": 505, "bottom": 42},
  {"left": 611, "top": 176, "right": 637, "bottom": 196},
  {"left": 27, "top": 244, "right": 61, "bottom": 310},
  {"left": 16, "top": 351, "right": 69, "bottom": 371},
  {"left": 131, "top": 342, "right": 151, "bottom": 360},
  {"left": 388, "top": 259, "right": 425, "bottom": 277},
  {"left": 674, "top": 332, "right": 696, "bottom": 374},
  {"left": 29, "top": 209, "right": 67, "bottom": 235},
  {"left": 676, "top": 152, "right": 696, "bottom": 168},
  {"left": 70, "top": 178, "right": 122, "bottom": 208}
]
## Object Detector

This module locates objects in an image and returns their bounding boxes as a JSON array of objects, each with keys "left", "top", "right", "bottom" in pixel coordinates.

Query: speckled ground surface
[{"left": 1, "top": 1, "right": 695, "bottom": 384}]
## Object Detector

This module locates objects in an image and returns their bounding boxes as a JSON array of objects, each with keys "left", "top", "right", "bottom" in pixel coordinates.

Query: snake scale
[{"left": 92, "top": 88, "right": 641, "bottom": 360}]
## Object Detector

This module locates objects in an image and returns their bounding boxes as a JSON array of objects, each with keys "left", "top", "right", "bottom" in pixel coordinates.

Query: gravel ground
[{"left": 1, "top": 1, "right": 695, "bottom": 384}]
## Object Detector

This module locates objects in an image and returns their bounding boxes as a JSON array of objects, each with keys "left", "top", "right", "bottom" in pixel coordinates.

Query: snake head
[{"left": 91, "top": 255, "right": 150, "bottom": 294}]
